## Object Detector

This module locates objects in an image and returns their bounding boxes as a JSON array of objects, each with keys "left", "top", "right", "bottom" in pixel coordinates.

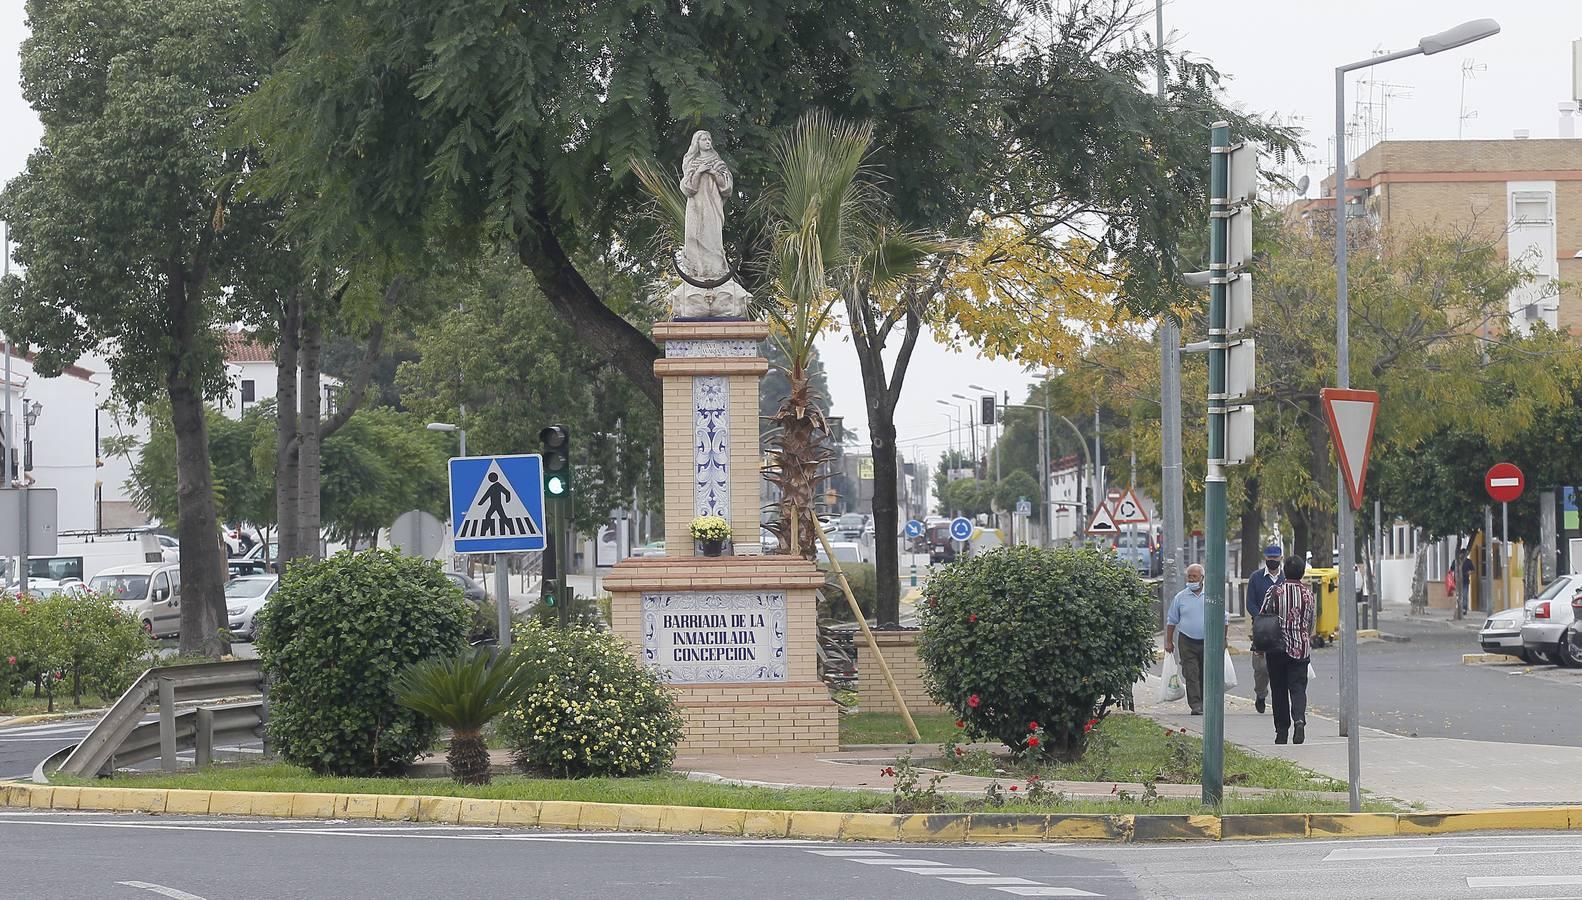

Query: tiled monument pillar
[{"left": 604, "top": 320, "right": 839, "bottom": 754}]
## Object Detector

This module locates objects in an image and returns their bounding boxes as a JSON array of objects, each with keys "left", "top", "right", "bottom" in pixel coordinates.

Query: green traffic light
[{"left": 546, "top": 474, "right": 566, "bottom": 496}]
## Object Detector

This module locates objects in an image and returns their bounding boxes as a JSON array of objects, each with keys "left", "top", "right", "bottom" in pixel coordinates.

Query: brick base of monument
[
  {"left": 855, "top": 629, "right": 950, "bottom": 717},
  {"left": 604, "top": 555, "right": 840, "bottom": 754}
]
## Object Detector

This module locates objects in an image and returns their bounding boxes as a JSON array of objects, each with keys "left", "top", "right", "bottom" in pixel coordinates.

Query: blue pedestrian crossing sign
[
  {"left": 949, "top": 516, "right": 974, "bottom": 542},
  {"left": 448, "top": 455, "right": 547, "bottom": 554},
  {"left": 904, "top": 519, "right": 925, "bottom": 539}
]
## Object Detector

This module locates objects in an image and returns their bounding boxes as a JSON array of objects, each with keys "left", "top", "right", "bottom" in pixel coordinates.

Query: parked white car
[
  {"left": 1479, "top": 607, "right": 1531, "bottom": 662},
  {"left": 89, "top": 562, "right": 184, "bottom": 639},
  {"left": 1520, "top": 574, "right": 1582, "bottom": 667},
  {"left": 225, "top": 575, "right": 279, "bottom": 642}
]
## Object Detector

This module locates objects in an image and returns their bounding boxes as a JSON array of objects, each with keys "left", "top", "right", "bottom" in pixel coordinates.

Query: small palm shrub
[
  {"left": 498, "top": 621, "right": 683, "bottom": 778},
  {"left": 393, "top": 647, "right": 541, "bottom": 785}
]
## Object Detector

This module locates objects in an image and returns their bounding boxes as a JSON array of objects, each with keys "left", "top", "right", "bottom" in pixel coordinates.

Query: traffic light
[
  {"left": 539, "top": 425, "right": 571, "bottom": 497},
  {"left": 980, "top": 394, "right": 996, "bottom": 427}
]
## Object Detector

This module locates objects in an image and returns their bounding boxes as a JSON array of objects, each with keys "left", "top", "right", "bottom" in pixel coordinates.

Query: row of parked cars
[{"left": 1479, "top": 573, "right": 1582, "bottom": 667}]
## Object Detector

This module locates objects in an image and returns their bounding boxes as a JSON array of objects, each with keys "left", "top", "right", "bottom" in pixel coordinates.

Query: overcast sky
[{"left": 1, "top": 2, "right": 1577, "bottom": 475}]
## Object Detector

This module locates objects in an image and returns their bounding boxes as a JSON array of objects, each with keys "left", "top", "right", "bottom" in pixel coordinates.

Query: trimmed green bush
[
  {"left": 816, "top": 562, "right": 877, "bottom": 623},
  {"left": 917, "top": 546, "right": 1154, "bottom": 757},
  {"left": 498, "top": 621, "right": 683, "bottom": 778},
  {"left": 256, "top": 550, "right": 470, "bottom": 776}
]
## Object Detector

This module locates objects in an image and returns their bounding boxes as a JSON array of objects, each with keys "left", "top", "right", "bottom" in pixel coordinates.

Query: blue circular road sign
[
  {"left": 949, "top": 516, "right": 973, "bottom": 542},
  {"left": 904, "top": 519, "right": 925, "bottom": 538}
]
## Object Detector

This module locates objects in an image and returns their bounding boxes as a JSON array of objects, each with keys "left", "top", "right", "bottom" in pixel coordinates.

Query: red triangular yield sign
[
  {"left": 1086, "top": 502, "right": 1119, "bottom": 535},
  {"left": 1321, "top": 388, "right": 1380, "bottom": 510},
  {"left": 1112, "top": 488, "right": 1150, "bottom": 525}
]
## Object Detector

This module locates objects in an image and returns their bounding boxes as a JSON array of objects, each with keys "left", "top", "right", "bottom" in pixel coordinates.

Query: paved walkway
[{"left": 1132, "top": 670, "right": 1582, "bottom": 810}]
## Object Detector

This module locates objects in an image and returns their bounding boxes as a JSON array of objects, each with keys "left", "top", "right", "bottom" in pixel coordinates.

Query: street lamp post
[
  {"left": 1331, "top": 17, "right": 1499, "bottom": 813},
  {"left": 935, "top": 400, "right": 960, "bottom": 462},
  {"left": 17, "top": 399, "right": 41, "bottom": 595},
  {"left": 951, "top": 393, "right": 980, "bottom": 480},
  {"left": 426, "top": 421, "right": 466, "bottom": 457}
]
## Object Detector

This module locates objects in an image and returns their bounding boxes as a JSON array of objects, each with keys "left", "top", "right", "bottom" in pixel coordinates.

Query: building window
[
  {"left": 1510, "top": 191, "right": 1553, "bottom": 226},
  {"left": 240, "top": 379, "right": 255, "bottom": 403}
]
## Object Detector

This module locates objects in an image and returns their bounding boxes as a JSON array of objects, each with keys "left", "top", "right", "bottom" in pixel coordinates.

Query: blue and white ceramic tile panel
[
  {"left": 693, "top": 375, "right": 731, "bottom": 518},
  {"left": 665, "top": 339, "right": 758, "bottom": 358},
  {"left": 640, "top": 591, "right": 789, "bottom": 683}
]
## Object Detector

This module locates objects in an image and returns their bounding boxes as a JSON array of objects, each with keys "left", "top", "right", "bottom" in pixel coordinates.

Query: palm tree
[
  {"left": 392, "top": 647, "right": 540, "bottom": 785},
  {"left": 635, "top": 112, "right": 944, "bottom": 556}
]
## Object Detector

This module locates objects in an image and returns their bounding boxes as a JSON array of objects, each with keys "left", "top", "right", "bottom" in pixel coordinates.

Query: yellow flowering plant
[{"left": 689, "top": 515, "right": 731, "bottom": 542}]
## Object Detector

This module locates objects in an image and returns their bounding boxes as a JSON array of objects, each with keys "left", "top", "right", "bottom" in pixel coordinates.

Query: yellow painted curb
[
  {"left": 1356, "top": 629, "right": 1380, "bottom": 639},
  {"left": 0, "top": 710, "right": 108, "bottom": 728},
  {"left": 9, "top": 783, "right": 1582, "bottom": 843},
  {"left": 1462, "top": 653, "right": 1521, "bottom": 665}
]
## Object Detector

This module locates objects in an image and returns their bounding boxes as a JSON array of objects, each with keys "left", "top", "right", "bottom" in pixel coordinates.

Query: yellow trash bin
[{"left": 1305, "top": 566, "right": 1340, "bottom": 647}]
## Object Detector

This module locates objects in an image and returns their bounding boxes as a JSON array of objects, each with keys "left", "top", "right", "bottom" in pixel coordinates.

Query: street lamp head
[
  {"left": 425, "top": 422, "right": 458, "bottom": 433},
  {"left": 1418, "top": 18, "right": 1499, "bottom": 56},
  {"left": 935, "top": 399, "right": 953, "bottom": 408},
  {"left": 968, "top": 383, "right": 991, "bottom": 392}
]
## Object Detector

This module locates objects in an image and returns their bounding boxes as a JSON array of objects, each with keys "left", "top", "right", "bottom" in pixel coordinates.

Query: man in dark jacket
[{"left": 1245, "top": 544, "right": 1284, "bottom": 714}]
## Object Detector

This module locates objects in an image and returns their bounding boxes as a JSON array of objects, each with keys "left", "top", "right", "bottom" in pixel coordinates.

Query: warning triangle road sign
[
  {"left": 1321, "top": 387, "right": 1380, "bottom": 511},
  {"left": 1086, "top": 502, "right": 1119, "bottom": 535},
  {"left": 1112, "top": 488, "right": 1149, "bottom": 525}
]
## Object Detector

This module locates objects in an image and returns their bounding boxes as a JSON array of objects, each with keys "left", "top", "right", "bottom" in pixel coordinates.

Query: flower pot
[{"left": 699, "top": 538, "right": 727, "bottom": 557}]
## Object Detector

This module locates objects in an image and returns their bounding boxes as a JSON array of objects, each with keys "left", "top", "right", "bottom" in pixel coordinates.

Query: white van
[{"left": 89, "top": 562, "right": 184, "bottom": 638}]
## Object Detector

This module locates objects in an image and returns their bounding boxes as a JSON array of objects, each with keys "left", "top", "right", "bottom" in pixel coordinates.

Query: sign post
[
  {"left": 1486, "top": 463, "right": 1525, "bottom": 611},
  {"left": 949, "top": 516, "right": 973, "bottom": 558},
  {"left": 1321, "top": 387, "right": 1380, "bottom": 813},
  {"left": 448, "top": 454, "right": 548, "bottom": 649}
]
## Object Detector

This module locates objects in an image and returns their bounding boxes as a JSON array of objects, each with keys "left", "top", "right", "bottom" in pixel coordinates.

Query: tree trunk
[
  {"left": 169, "top": 365, "right": 230, "bottom": 659},
  {"left": 517, "top": 221, "right": 661, "bottom": 406},
  {"left": 1237, "top": 475, "right": 1262, "bottom": 582},
  {"left": 298, "top": 308, "right": 325, "bottom": 560},
  {"left": 868, "top": 412, "right": 901, "bottom": 627},
  {"left": 275, "top": 291, "right": 302, "bottom": 565}
]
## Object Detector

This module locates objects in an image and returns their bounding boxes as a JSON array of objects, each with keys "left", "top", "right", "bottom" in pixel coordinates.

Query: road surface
[{"left": 6, "top": 810, "right": 1582, "bottom": 899}]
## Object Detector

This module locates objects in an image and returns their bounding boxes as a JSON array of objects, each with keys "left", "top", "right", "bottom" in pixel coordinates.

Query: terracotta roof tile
[{"left": 221, "top": 332, "right": 275, "bottom": 364}]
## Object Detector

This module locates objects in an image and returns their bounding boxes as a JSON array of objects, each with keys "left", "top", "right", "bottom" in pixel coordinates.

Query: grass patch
[
  {"left": 840, "top": 712, "right": 959, "bottom": 745},
  {"left": 52, "top": 760, "right": 1386, "bottom": 815},
  {"left": 0, "top": 694, "right": 117, "bottom": 718}
]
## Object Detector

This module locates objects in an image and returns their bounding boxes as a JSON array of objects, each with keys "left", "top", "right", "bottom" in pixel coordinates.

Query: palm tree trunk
[{"left": 447, "top": 731, "right": 492, "bottom": 785}]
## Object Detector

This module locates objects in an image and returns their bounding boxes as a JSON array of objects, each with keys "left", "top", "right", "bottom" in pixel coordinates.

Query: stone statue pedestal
[{"left": 605, "top": 320, "right": 839, "bottom": 754}]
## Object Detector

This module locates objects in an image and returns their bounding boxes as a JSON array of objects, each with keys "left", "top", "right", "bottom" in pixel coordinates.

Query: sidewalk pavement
[
  {"left": 1131, "top": 671, "right": 1582, "bottom": 810},
  {"left": 1388, "top": 605, "right": 1484, "bottom": 632}
]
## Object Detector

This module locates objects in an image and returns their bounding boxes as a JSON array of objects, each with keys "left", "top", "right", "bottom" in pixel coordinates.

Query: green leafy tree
[
  {"left": 0, "top": 0, "right": 286, "bottom": 657},
  {"left": 395, "top": 259, "right": 660, "bottom": 534}
]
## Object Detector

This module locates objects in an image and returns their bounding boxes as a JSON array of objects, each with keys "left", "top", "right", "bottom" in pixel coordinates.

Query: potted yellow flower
[{"left": 689, "top": 515, "right": 732, "bottom": 557}]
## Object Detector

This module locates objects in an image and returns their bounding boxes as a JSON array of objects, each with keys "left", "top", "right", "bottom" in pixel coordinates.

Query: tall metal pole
[
  {"left": 1501, "top": 501, "right": 1510, "bottom": 611},
  {"left": 1037, "top": 410, "right": 1049, "bottom": 546},
  {"left": 495, "top": 555, "right": 511, "bottom": 649},
  {"left": 1202, "top": 121, "right": 1231, "bottom": 806},
  {"left": 1483, "top": 505, "right": 1494, "bottom": 612},
  {"left": 18, "top": 403, "right": 30, "bottom": 595},
  {"left": 1093, "top": 406, "right": 1103, "bottom": 510},
  {"left": 1156, "top": 0, "right": 1187, "bottom": 615},
  {"left": 1374, "top": 499, "right": 1384, "bottom": 623},
  {"left": 1334, "top": 66, "right": 1363, "bottom": 813},
  {"left": 2, "top": 221, "right": 12, "bottom": 589}
]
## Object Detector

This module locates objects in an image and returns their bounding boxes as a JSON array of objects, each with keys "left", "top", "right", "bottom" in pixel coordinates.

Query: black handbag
[{"left": 1251, "top": 612, "right": 1281, "bottom": 653}]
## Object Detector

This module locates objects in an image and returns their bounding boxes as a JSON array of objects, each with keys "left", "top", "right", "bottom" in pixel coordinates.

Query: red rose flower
[
  {"left": 954, "top": 746, "right": 965, "bottom": 757},
  {"left": 968, "top": 613, "right": 977, "bottom": 623},
  {"left": 880, "top": 766, "right": 896, "bottom": 777},
  {"left": 967, "top": 694, "right": 981, "bottom": 708},
  {"left": 1028, "top": 721, "right": 1039, "bottom": 731},
  {"left": 5, "top": 656, "right": 14, "bottom": 666},
  {"left": 1083, "top": 719, "right": 1096, "bottom": 734},
  {"left": 1009, "top": 785, "right": 1018, "bottom": 791},
  {"left": 1027, "top": 736, "right": 1040, "bottom": 748},
  {"left": 955, "top": 719, "right": 965, "bottom": 729}
]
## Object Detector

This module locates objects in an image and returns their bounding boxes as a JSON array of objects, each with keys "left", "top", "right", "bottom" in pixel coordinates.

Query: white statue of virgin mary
[
  {"left": 679, "top": 131, "right": 732, "bottom": 280},
  {"left": 666, "top": 130, "right": 751, "bottom": 319}
]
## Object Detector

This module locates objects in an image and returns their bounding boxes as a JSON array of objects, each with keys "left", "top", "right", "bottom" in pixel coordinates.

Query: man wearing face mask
[
  {"left": 1245, "top": 545, "right": 1284, "bottom": 714},
  {"left": 1165, "top": 564, "right": 1209, "bottom": 715}
]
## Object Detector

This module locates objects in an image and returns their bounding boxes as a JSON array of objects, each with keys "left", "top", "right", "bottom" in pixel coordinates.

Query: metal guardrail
[{"left": 54, "top": 659, "right": 266, "bottom": 778}]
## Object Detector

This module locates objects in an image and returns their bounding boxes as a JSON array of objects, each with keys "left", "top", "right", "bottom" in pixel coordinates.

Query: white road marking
[
  {"left": 991, "top": 889, "right": 1100, "bottom": 897},
  {"left": 1324, "top": 846, "right": 1439, "bottom": 861},
  {"left": 894, "top": 867, "right": 996, "bottom": 876},
  {"left": 806, "top": 849, "right": 893, "bottom": 857},
  {"left": 943, "top": 877, "right": 1043, "bottom": 886},
  {"left": 116, "top": 881, "right": 208, "bottom": 900},
  {"left": 845, "top": 857, "right": 946, "bottom": 865},
  {"left": 1469, "top": 876, "right": 1582, "bottom": 888}
]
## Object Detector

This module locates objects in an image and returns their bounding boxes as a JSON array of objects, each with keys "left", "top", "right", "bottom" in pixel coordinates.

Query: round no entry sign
[{"left": 1485, "top": 462, "right": 1524, "bottom": 504}]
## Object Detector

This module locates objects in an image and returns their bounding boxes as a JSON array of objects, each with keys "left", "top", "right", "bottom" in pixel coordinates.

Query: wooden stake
[{"left": 816, "top": 526, "right": 920, "bottom": 743}]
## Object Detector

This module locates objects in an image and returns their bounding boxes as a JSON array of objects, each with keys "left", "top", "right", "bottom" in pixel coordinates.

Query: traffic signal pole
[{"left": 1201, "top": 121, "right": 1231, "bottom": 806}]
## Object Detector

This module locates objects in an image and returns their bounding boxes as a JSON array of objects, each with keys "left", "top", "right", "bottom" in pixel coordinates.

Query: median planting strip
[{"left": 6, "top": 782, "right": 1581, "bottom": 843}]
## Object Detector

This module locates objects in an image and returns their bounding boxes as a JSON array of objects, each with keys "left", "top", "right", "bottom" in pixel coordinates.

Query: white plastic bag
[
  {"left": 1223, "top": 650, "right": 1239, "bottom": 689},
  {"left": 1308, "top": 660, "right": 1317, "bottom": 680},
  {"left": 1158, "top": 650, "right": 1185, "bottom": 702}
]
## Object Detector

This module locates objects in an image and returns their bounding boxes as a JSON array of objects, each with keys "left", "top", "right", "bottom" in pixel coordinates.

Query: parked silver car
[
  {"left": 225, "top": 575, "right": 279, "bottom": 642},
  {"left": 89, "top": 563, "right": 183, "bottom": 638},
  {"left": 1479, "top": 607, "right": 1532, "bottom": 662},
  {"left": 1520, "top": 574, "right": 1582, "bottom": 667}
]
